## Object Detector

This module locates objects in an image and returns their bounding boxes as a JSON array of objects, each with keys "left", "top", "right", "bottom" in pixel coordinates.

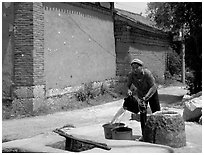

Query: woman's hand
[
  {"left": 127, "top": 89, "right": 132, "bottom": 96},
  {"left": 142, "top": 97, "right": 147, "bottom": 102},
  {"left": 138, "top": 98, "right": 146, "bottom": 107}
]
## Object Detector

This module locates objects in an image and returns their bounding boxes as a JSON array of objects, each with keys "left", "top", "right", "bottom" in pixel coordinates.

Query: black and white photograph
[{"left": 2, "top": 1, "right": 202, "bottom": 153}]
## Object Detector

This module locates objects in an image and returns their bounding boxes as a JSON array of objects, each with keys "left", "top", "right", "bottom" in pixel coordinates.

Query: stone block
[
  {"left": 183, "top": 106, "right": 202, "bottom": 122},
  {"left": 144, "top": 110, "right": 186, "bottom": 148},
  {"left": 12, "top": 98, "right": 34, "bottom": 115},
  {"left": 33, "top": 98, "right": 46, "bottom": 111},
  {"left": 12, "top": 86, "right": 34, "bottom": 99},
  {"left": 32, "top": 85, "right": 45, "bottom": 98},
  {"left": 12, "top": 97, "right": 46, "bottom": 114},
  {"left": 182, "top": 95, "right": 202, "bottom": 122},
  {"left": 12, "top": 85, "right": 45, "bottom": 99}
]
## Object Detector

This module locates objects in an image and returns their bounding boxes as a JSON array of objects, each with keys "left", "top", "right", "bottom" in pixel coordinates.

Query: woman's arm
[
  {"left": 143, "top": 84, "right": 157, "bottom": 101},
  {"left": 143, "top": 69, "right": 157, "bottom": 101}
]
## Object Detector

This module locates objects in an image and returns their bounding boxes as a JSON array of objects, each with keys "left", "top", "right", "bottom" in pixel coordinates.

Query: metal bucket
[
  {"left": 112, "top": 127, "right": 132, "bottom": 140},
  {"left": 102, "top": 123, "right": 125, "bottom": 139}
]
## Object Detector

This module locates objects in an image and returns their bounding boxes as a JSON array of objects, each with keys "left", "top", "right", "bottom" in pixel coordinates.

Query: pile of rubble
[{"left": 182, "top": 92, "right": 202, "bottom": 124}]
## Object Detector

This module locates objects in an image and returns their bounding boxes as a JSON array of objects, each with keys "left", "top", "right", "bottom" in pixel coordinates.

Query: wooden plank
[{"left": 53, "top": 129, "right": 111, "bottom": 151}]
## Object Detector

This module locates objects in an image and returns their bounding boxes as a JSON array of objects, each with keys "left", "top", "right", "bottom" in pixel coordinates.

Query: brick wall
[
  {"left": 12, "top": 2, "right": 45, "bottom": 114},
  {"left": 33, "top": 2, "right": 44, "bottom": 85},
  {"left": 13, "top": 2, "right": 44, "bottom": 86},
  {"left": 14, "top": 2, "right": 34, "bottom": 86},
  {"left": 114, "top": 16, "right": 171, "bottom": 83}
]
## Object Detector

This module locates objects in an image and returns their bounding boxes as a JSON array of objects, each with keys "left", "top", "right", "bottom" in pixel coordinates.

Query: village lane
[
  {"left": 2, "top": 98, "right": 126, "bottom": 141},
  {"left": 2, "top": 86, "right": 202, "bottom": 153},
  {"left": 2, "top": 86, "right": 187, "bottom": 141}
]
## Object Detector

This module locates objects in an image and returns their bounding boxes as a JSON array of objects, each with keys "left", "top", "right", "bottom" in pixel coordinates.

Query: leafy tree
[{"left": 146, "top": 2, "right": 202, "bottom": 94}]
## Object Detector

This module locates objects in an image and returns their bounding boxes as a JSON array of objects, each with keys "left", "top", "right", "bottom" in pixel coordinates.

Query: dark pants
[
  {"left": 140, "top": 90, "right": 160, "bottom": 136},
  {"left": 123, "top": 91, "right": 160, "bottom": 136}
]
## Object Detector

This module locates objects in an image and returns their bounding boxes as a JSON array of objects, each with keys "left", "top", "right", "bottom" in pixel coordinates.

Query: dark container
[
  {"left": 112, "top": 127, "right": 133, "bottom": 140},
  {"left": 102, "top": 123, "right": 125, "bottom": 139}
]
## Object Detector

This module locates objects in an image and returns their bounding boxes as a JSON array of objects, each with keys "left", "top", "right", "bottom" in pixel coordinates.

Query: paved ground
[{"left": 2, "top": 86, "right": 202, "bottom": 153}]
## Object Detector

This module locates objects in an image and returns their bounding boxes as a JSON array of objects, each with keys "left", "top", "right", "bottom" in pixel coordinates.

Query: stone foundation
[
  {"left": 11, "top": 79, "right": 116, "bottom": 115},
  {"left": 46, "top": 79, "right": 115, "bottom": 98},
  {"left": 12, "top": 97, "right": 46, "bottom": 115},
  {"left": 12, "top": 85, "right": 45, "bottom": 99},
  {"left": 144, "top": 111, "right": 186, "bottom": 148},
  {"left": 11, "top": 85, "right": 46, "bottom": 115}
]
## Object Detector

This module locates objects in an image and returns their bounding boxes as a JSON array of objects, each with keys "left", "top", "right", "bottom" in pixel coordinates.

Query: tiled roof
[{"left": 115, "top": 8, "right": 156, "bottom": 28}]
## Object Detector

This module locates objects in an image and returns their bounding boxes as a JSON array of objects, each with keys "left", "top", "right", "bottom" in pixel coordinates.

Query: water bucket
[
  {"left": 112, "top": 127, "right": 133, "bottom": 140},
  {"left": 102, "top": 123, "right": 125, "bottom": 139}
]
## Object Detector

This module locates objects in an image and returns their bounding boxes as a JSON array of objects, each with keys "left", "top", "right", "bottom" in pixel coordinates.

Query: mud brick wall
[
  {"left": 114, "top": 16, "right": 171, "bottom": 84},
  {"left": 10, "top": 2, "right": 116, "bottom": 114},
  {"left": 43, "top": 2, "right": 115, "bottom": 91}
]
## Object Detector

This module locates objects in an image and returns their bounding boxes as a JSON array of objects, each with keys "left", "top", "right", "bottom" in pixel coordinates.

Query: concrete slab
[
  {"left": 2, "top": 122, "right": 174, "bottom": 153},
  {"left": 2, "top": 132, "right": 67, "bottom": 153},
  {"left": 64, "top": 123, "right": 174, "bottom": 153},
  {"left": 84, "top": 142, "right": 174, "bottom": 153}
]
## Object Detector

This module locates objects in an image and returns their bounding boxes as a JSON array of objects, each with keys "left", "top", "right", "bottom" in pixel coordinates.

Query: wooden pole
[
  {"left": 181, "top": 42, "right": 185, "bottom": 84},
  {"left": 53, "top": 129, "right": 111, "bottom": 150},
  {"left": 181, "top": 28, "right": 185, "bottom": 84}
]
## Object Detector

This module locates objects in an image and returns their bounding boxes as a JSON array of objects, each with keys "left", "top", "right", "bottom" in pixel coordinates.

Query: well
[{"left": 143, "top": 111, "right": 186, "bottom": 148}]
